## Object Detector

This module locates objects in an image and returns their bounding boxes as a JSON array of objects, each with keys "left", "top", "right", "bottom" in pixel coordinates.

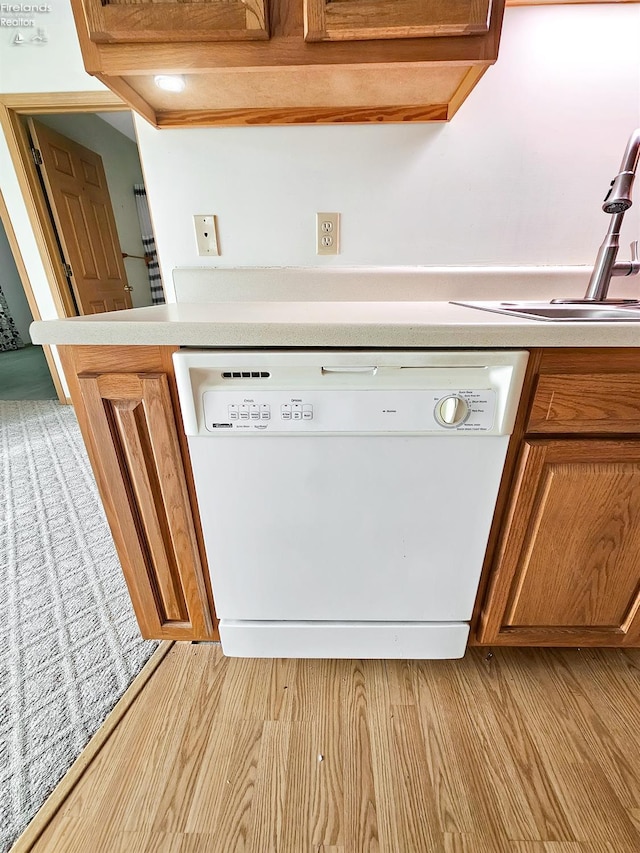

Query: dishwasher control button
[
  {"left": 228, "top": 405, "right": 239, "bottom": 420},
  {"left": 292, "top": 404, "right": 302, "bottom": 420},
  {"left": 281, "top": 404, "right": 291, "bottom": 420},
  {"left": 435, "top": 395, "right": 470, "bottom": 428},
  {"left": 260, "top": 405, "right": 271, "bottom": 420},
  {"left": 250, "top": 405, "right": 260, "bottom": 420},
  {"left": 240, "top": 405, "right": 250, "bottom": 420},
  {"left": 303, "top": 405, "right": 313, "bottom": 420}
]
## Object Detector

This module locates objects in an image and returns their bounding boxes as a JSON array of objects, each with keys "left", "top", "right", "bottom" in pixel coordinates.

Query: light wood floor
[{"left": 18, "top": 644, "right": 640, "bottom": 853}]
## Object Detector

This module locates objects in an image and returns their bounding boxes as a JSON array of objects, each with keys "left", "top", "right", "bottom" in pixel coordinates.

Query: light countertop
[{"left": 29, "top": 300, "right": 640, "bottom": 348}]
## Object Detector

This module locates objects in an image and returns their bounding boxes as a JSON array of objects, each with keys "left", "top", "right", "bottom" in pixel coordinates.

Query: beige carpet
[{"left": 0, "top": 400, "right": 158, "bottom": 852}]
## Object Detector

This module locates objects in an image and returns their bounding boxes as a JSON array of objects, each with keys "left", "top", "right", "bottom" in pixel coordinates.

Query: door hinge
[
  {"left": 31, "top": 147, "right": 43, "bottom": 166},
  {"left": 62, "top": 262, "right": 73, "bottom": 278}
]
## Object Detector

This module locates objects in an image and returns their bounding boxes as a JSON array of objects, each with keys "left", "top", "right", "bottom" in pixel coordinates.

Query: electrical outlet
[
  {"left": 194, "top": 215, "right": 220, "bottom": 256},
  {"left": 316, "top": 212, "right": 340, "bottom": 255}
]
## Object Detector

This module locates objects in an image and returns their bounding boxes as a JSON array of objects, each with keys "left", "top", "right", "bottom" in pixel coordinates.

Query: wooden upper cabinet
[
  {"left": 304, "top": 0, "right": 492, "bottom": 43},
  {"left": 83, "top": 0, "right": 269, "bottom": 44},
  {"left": 68, "top": 0, "right": 506, "bottom": 125}
]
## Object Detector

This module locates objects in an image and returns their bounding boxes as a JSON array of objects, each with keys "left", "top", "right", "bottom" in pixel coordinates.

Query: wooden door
[
  {"left": 304, "top": 0, "right": 492, "bottom": 42},
  {"left": 479, "top": 439, "right": 640, "bottom": 646},
  {"left": 82, "top": 0, "right": 269, "bottom": 43},
  {"left": 28, "top": 119, "right": 133, "bottom": 315},
  {"left": 60, "top": 349, "right": 217, "bottom": 641}
]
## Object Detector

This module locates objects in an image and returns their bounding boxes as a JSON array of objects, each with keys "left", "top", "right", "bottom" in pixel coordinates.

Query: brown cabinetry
[
  {"left": 83, "top": 0, "right": 269, "bottom": 44},
  {"left": 69, "top": 0, "right": 506, "bottom": 126},
  {"left": 477, "top": 349, "right": 640, "bottom": 647},
  {"left": 58, "top": 344, "right": 640, "bottom": 648},
  {"left": 303, "top": 0, "right": 491, "bottom": 43},
  {"left": 59, "top": 345, "right": 218, "bottom": 641}
]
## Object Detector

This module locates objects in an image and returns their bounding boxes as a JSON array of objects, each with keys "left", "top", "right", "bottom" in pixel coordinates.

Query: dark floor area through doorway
[{"left": 0, "top": 345, "right": 57, "bottom": 400}]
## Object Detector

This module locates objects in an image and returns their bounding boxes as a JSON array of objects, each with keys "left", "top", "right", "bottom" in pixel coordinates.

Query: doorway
[
  {"left": 0, "top": 213, "right": 57, "bottom": 400},
  {"left": 0, "top": 92, "right": 161, "bottom": 402}
]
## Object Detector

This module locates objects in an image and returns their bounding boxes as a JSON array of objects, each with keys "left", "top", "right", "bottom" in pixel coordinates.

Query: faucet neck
[
  {"left": 584, "top": 212, "right": 625, "bottom": 301},
  {"left": 584, "top": 129, "right": 640, "bottom": 301}
]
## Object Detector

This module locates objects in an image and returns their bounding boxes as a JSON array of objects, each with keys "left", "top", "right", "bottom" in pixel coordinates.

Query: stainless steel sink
[{"left": 451, "top": 301, "right": 640, "bottom": 322}]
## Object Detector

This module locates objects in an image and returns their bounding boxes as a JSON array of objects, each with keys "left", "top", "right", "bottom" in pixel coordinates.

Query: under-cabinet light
[{"left": 154, "top": 75, "right": 186, "bottom": 93}]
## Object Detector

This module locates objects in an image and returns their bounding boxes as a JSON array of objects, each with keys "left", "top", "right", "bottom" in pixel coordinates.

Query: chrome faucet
[{"left": 583, "top": 128, "right": 640, "bottom": 302}]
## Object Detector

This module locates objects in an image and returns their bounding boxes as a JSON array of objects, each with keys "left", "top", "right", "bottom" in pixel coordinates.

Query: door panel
[
  {"left": 28, "top": 118, "right": 133, "bottom": 314},
  {"left": 188, "top": 434, "right": 509, "bottom": 622},
  {"left": 479, "top": 439, "right": 640, "bottom": 645},
  {"left": 304, "top": 0, "right": 492, "bottom": 42},
  {"left": 83, "top": 0, "right": 269, "bottom": 44},
  {"left": 75, "top": 369, "right": 216, "bottom": 640}
]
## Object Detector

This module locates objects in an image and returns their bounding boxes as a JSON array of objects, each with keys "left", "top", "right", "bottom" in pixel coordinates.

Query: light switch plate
[{"left": 194, "top": 215, "right": 220, "bottom": 256}]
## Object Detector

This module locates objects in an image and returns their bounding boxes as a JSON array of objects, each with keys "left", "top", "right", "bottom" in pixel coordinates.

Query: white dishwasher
[{"left": 174, "top": 349, "right": 528, "bottom": 659}]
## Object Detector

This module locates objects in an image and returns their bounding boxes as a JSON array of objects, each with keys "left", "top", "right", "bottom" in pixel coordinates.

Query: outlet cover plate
[
  {"left": 316, "top": 212, "right": 340, "bottom": 255},
  {"left": 194, "top": 214, "right": 219, "bottom": 256}
]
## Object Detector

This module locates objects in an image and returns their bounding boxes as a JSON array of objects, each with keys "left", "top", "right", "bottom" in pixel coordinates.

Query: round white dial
[{"left": 435, "top": 395, "right": 470, "bottom": 428}]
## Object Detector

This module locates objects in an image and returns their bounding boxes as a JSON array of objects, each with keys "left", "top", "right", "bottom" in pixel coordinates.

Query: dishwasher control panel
[{"left": 202, "top": 389, "right": 496, "bottom": 433}]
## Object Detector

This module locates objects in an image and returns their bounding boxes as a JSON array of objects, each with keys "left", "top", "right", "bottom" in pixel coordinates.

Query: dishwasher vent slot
[{"left": 221, "top": 371, "right": 271, "bottom": 379}]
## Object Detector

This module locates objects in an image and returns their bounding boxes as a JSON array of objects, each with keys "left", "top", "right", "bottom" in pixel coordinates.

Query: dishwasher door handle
[{"left": 321, "top": 366, "right": 378, "bottom": 375}]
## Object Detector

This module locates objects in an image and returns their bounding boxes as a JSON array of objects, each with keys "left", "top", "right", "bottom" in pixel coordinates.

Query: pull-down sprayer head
[{"left": 601, "top": 128, "right": 640, "bottom": 213}]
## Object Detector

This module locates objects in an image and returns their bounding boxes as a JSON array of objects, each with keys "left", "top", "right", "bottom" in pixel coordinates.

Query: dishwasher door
[
  {"left": 174, "top": 349, "right": 528, "bottom": 658},
  {"left": 188, "top": 433, "right": 506, "bottom": 622}
]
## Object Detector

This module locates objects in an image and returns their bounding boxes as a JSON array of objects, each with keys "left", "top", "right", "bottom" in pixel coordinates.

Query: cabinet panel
[
  {"left": 69, "top": 0, "right": 505, "bottom": 125},
  {"left": 84, "top": 0, "right": 269, "bottom": 44},
  {"left": 479, "top": 439, "right": 640, "bottom": 646},
  {"left": 304, "top": 0, "right": 491, "bottom": 42},
  {"left": 528, "top": 373, "right": 640, "bottom": 434},
  {"left": 75, "top": 371, "right": 215, "bottom": 640}
]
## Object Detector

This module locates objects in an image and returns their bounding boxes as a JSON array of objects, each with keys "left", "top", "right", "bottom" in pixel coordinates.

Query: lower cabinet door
[
  {"left": 77, "top": 370, "right": 216, "bottom": 640},
  {"left": 479, "top": 439, "right": 640, "bottom": 646}
]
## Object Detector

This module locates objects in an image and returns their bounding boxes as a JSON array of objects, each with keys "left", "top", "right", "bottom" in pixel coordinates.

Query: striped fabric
[
  {"left": 133, "top": 184, "right": 164, "bottom": 305},
  {"left": 0, "top": 285, "right": 23, "bottom": 352}
]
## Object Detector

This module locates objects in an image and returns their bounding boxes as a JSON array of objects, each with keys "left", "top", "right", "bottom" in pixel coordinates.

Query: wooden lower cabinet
[
  {"left": 59, "top": 344, "right": 640, "bottom": 649},
  {"left": 59, "top": 345, "right": 218, "bottom": 641},
  {"left": 478, "top": 438, "right": 640, "bottom": 646}
]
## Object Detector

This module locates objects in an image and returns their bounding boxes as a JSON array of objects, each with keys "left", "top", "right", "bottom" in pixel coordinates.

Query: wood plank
[
  {"left": 155, "top": 103, "right": 450, "bottom": 126},
  {"left": 528, "top": 373, "right": 640, "bottom": 434},
  {"left": 451, "top": 654, "right": 572, "bottom": 842},
  {"left": 86, "top": 0, "right": 269, "bottom": 44},
  {"left": 22, "top": 646, "right": 640, "bottom": 853},
  {"left": 489, "top": 650, "right": 640, "bottom": 848},
  {"left": 304, "top": 0, "right": 491, "bottom": 43},
  {"left": 342, "top": 661, "right": 380, "bottom": 851}
]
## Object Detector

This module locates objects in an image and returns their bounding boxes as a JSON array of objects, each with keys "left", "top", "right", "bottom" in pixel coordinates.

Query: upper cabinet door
[
  {"left": 304, "top": 0, "right": 492, "bottom": 42},
  {"left": 84, "top": 0, "right": 269, "bottom": 44}
]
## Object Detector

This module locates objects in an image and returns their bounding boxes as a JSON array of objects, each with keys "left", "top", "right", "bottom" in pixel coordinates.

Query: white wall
[
  {"left": 0, "top": 218, "right": 32, "bottom": 342},
  {"left": 36, "top": 113, "right": 153, "bottom": 308},
  {"left": 0, "top": 0, "right": 106, "bottom": 94},
  {"left": 1, "top": 2, "right": 640, "bottom": 320},
  {"left": 0, "top": 0, "right": 108, "bottom": 393},
  {"left": 135, "top": 5, "right": 640, "bottom": 301}
]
